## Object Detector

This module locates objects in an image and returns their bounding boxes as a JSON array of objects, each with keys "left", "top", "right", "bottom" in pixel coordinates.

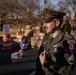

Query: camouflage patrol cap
[{"left": 43, "top": 8, "right": 65, "bottom": 23}]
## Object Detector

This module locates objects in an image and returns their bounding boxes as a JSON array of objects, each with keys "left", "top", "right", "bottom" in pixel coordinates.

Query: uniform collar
[
  {"left": 47, "top": 31, "right": 64, "bottom": 51},
  {"left": 52, "top": 31, "right": 60, "bottom": 38},
  {"left": 50, "top": 30, "right": 61, "bottom": 39}
]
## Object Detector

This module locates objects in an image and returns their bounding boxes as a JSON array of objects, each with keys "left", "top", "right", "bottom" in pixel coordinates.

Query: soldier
[
  {"left": 62, "top": 20, "right": 71, "bottom": 35},
  {"left": 35, "top": 9, "right": 75, "bottom": 75}
]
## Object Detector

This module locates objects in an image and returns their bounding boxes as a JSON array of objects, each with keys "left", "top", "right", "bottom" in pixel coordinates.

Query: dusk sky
[
  {"left": 40, "top": 0, "right": 60, "bottom": 11},
  {"left": 50, "top": 0, "right": 59, "bottom": 4}
]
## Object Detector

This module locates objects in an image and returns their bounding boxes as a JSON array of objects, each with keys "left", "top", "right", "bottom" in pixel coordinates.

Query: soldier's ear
[{"left": 53, "top": 19, "right": 60, "bottom": 26}]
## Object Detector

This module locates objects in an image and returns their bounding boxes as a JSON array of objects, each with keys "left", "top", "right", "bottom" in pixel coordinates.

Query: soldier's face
[{"left": 43, "top": 20, "right": 56, "bottom": 34}]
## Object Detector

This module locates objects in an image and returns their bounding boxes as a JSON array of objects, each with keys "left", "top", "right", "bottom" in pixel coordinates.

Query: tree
[
  {"left": 57, "top": 0, "right": 76, "bottom": 18},
  {"left": 20, "top": 0, "right": 41, "bottom": 25},
  {"left": 0, "top": 0, "right": 25, "bottom": 31},
  {"left": 0, "top": 0, "right": 56, "bottom": 29}
]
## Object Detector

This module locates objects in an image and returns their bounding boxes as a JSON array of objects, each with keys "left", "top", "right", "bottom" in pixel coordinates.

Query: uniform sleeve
[
  {"left": 0, "top": 54, "right": 12, "bottom": 64},
  {"left": 42, "top": 65, "right": 51, "bottom": 75}
]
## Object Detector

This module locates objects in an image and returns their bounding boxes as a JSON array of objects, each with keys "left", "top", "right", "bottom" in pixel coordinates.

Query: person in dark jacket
[{"left": 62, "top": 20, "right": 71, "bottom": 34}]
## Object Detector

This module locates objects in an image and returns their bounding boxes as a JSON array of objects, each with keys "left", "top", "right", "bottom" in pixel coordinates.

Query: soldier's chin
[
  {"left": 46, "top": 31, "right": 49, "bottom": 34},
  {"left": 46, "top": 32, "right": 52, "bottom": 34}
]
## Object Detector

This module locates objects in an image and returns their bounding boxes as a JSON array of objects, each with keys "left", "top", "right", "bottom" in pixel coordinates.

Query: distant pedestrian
[{"left": 62, "top": 20, "right": 71, "bottom": 35}]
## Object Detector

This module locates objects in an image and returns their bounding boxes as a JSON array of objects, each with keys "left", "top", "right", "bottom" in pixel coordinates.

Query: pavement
[{"left": 0, "top": 44, "right": 38, "bottom": 75}]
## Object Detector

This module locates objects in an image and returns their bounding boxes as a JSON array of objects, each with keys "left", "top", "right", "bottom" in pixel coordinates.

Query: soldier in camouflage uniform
[{"left": 35, "top": 9, "right": 75, "bottom": 75}]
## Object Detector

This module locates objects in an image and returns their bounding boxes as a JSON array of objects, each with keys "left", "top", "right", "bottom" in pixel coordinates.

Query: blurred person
[
  {"left": 35, "top": 9, "right": 75, "bottom": 75},
  {"left": 71, "top": 20, "right": 76, "bottom": 41},
  {"left": 72, "top": 20, "right": 76, "bottom": 32},
  {"left": 62, "top": 20, "right": 71, "bottom": 35},
  {"left": 71, "top": 20, "right": 76, "bottom": 75}
]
